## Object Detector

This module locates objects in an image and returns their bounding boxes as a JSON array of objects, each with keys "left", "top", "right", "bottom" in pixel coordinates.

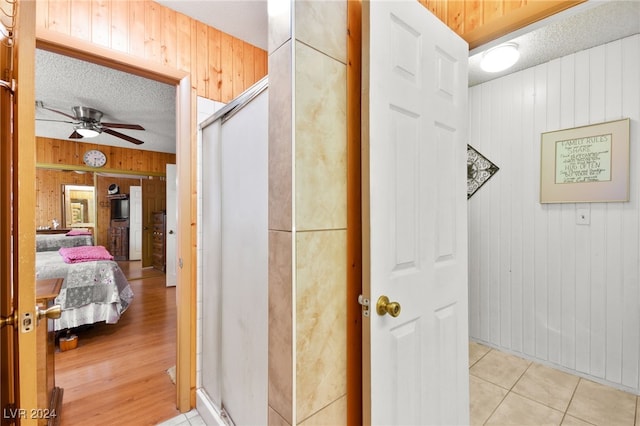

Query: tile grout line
[
  {"left": 507, "top": 385, "right": 577, "bottom": 424},
  {"left": 469, "top": 348, "right": 505, "bottom": 425},
  {"left": 506, "top": 364, "right": 582, "bottom": 420},
  {"left": 480, "top": 352, "right": 534, "bottom": 425},
  {"left": 510, "top": 360, "right": 534, "bottom": 391},
  {"left": 559, "top": 377, "right": 584, "bottom": 425},
  {"left": 482, "top": 387, "right": 511, "bottom": 426},
  {"left": 469, "top": 346, "right": 493, "bottom": 368}
]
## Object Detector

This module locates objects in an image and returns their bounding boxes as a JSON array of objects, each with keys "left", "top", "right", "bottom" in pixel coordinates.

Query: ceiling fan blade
[
  {"left": 103, "top": 128, "right": 144, "bottom": 145},
  {"left": 101, "top": 122, "right": 145, "bottom": 130},
  {"left": 36, "top": 118, "right": 76, "bottom": 124},
  {"left": 36, "top": 102, "right": 77, "bottom": 120},
  {"left": 69, "top": 130, "right": 83, "bottom": 139}
]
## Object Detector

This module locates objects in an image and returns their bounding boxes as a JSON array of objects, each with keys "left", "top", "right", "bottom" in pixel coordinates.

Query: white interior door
[
  {"left": 166, "top": 164, "right": 177, "bottom": 287},
  {"left": 362, "top": 1, "right": 469, "bottom": 424},
  {"left": 129, "top": 186, "right": 142, "bottom": 260}
]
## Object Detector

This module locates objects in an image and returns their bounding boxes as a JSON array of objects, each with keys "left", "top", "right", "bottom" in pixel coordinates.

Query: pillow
[{"left": 66, "top": 229, "right": 92, "bottom": 236}]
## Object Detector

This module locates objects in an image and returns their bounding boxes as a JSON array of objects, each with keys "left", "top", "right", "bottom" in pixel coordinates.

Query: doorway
[
  {"left": 33, "top": 32, "right": 193, "bottom": 416},
  {"left": 141, "top": 178, "right": 167, "bottom": 267}
]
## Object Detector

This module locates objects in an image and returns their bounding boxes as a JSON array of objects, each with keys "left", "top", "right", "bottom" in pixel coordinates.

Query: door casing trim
[{"left": 34, "top": 28, "right": 195, "bottom": 412}]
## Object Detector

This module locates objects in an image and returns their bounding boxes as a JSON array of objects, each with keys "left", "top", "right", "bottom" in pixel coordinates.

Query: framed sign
[{"left": 540, "top": 118, "right": 630, "bottom": 203}]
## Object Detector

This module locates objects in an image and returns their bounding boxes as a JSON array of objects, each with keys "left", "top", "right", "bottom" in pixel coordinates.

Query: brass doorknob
[
  {"left": 37, "top": 304, "right": 62, "bottom": 321},
  {"left": 0, "top": 312, "right": 16, "bottom": 328},
  {"left": 376, "top": 296, "right": 401, "bottom": 317}
]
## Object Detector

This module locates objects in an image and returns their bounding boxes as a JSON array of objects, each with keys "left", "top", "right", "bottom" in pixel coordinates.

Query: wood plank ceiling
[{"left": 420, "top": 0, "right": 587, "bottom": 50}]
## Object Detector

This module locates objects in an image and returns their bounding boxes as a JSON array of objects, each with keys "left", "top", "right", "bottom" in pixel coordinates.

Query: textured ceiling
[
  {"left": 35, "top": 49, "right": 177, "bottom": 153},
  {"left": 35, "top": 0, "right": 269, "bottom": 156},
  {"left": 469, "top": 1, "right": 640, "bottom": 86},
  {"left": 34, "top": 1, "right": 640, "bottom": 154}
]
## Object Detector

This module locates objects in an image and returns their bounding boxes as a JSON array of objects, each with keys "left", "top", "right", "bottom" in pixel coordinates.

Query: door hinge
[{"left": 358, "top": 294, "right": 370, "bottom": 317}]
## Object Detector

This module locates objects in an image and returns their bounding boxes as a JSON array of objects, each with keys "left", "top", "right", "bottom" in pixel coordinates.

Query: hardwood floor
[{"left": 54, "top": 262, "right": 180, "bottom": 425}]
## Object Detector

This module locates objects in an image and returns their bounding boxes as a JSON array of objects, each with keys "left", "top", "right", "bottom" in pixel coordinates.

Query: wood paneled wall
[
  {"left": 36, "top": 137, "right": 175, "bottom": 246},
  {"left": 35, "top": 169, "right": 94, "bottom": 229},
  {"left": 468, "top": 34, "right": 640, "bottom": 392},
  {"left": 37, "top": 137, "right": 176, "bottom": 174},
  {"left": 36, "top": 0, "right": 587, "bottom": 64},
  {"left": 35, "top": 0, "right": 268, "bottom": 103},
  {"left": 35, "top": 170, "right": 143, "bottom": 247},
  {"left": 420, "top": 0, "right": 586, "bottom": 49}
]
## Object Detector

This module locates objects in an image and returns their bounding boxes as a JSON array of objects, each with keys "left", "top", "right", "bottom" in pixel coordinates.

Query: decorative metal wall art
[{"left": 467, "top": 145, "right": 499, "bottom": 199}]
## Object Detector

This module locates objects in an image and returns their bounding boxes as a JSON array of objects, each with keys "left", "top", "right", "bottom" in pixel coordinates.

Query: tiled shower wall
[
  {"left": 268, "top": 1, "right": 348, "bottom": 425},
  {"left": 468, "top": 34, "right": 640, "bottom": 393}
]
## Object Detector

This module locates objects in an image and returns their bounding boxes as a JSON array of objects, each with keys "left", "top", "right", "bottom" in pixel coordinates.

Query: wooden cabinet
[
  {"left": 152, "top": 211, "right": 166, "bottom": 272},
  {"left": 36, "top": 278, "right": 63, "bottom": 426},
  {"left": 108, "top": 220, "right": 129, "bottom": 261}
]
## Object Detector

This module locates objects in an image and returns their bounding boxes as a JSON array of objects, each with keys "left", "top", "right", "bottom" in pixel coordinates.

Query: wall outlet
[{"left": 577, "top": 208, "right": 590, "bottom": 225}]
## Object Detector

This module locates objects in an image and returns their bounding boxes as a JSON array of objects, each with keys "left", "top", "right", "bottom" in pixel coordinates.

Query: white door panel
[
  {"left": 166, "top": 164, "right": 177, "bottom": 287},
  {"left": 129, "top": 186, "right": 142, "bottom": 260},
  {"left": 363, "top": 1, "right": 469, "bottom": 424}
]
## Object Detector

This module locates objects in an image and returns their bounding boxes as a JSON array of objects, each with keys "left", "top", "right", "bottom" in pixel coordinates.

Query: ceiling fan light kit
[
  {"left": 36, "top": 103, "right": 146, "bottom": 145},
  {"left": 75, "top": 122, "right": 101, "bottom": 138}
]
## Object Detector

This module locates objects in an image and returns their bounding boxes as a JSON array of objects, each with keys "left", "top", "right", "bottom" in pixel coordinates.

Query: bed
[
  {"left": 36, "top": 233, "right": 94, "bottom": 251},
  {"left": 35, "top": 233, "right": 134, "bottom": 331}
]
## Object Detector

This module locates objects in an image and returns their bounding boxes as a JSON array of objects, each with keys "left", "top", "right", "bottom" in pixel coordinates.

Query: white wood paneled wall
[{"left": 468, "top": 34, "right": 640, "bottom": 393}]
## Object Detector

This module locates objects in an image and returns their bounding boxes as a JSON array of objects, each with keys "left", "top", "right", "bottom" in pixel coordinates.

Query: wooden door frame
[
  {"left": 15, "top": 1, "right": 39, "bottom": 422},
  {"left": 33, "top": 28, "right": 195, "bottom": 412},
  {"left": 346, "top": 1, "right": 363, "bottom": 425}
]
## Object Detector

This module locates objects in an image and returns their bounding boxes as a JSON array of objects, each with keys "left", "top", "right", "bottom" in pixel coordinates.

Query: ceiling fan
[{"left": 35, "top": 101, "right": 145, "bottom": 145}]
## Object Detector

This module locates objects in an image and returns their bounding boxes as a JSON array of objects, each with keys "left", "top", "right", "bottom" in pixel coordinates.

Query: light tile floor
[
  {"left": 159, "top": 342, "right": 640, "bottom": 425},
  {"left": 470, "top": 341, "right": 640, "bottom": 426}
]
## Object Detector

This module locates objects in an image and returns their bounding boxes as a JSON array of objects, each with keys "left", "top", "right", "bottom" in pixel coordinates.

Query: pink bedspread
[{"left": 59, "top": 245, "right": 114, "bottom": 264}]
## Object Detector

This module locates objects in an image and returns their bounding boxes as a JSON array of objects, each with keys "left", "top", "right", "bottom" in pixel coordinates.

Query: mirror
[
  {"left": 62, "top": 184, "right": 96, "bottom": 228},
  {"left": 36, "top": 168, "right": 95, "bottom": 230}
]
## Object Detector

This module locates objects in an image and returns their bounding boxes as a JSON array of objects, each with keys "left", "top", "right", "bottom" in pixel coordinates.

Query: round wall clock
[{"left": 83, "top": 149, "right": 107, "bottom": 168}]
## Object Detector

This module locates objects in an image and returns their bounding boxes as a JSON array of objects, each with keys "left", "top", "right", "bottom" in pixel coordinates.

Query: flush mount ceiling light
[{"left": 480, "top": 43, "right": 520, "bottom": 73}]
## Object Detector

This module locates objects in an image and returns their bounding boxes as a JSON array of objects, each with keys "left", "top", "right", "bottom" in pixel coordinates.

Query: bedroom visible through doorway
[
  {"left": 54, "top": 260, "right": 178, "bottom": 424},
  {"left": 33, "top": 43, "right": 183, "bottom": 422}
]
